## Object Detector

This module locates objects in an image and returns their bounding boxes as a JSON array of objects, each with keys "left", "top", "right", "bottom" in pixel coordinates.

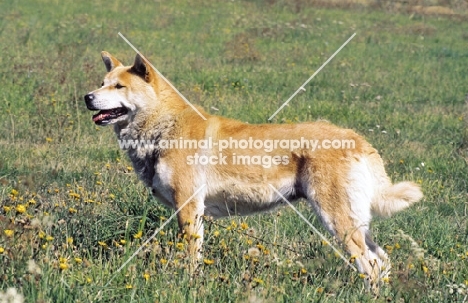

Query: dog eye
[
  {"left": 101, "top": 82, "right": 104, "bottom": 87},
  {"left": 115, "top": 84, "right": 125, "bottom": 89}
]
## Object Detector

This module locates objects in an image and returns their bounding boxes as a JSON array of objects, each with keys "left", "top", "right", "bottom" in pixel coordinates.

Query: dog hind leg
[{"left": 306, "top": 183, "right": 386, "bottom": 294}]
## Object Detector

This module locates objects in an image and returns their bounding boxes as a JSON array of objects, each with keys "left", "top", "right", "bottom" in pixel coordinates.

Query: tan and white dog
[{"left": 84, "top": 52, "right": 423, "bottom": 291}]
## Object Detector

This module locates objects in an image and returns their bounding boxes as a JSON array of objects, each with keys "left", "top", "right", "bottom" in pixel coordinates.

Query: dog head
[{"left": 84, "top": 51, "right": 158, "bottom": 126}]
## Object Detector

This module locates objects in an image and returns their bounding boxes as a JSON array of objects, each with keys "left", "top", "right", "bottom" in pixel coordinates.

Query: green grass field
[{"left": 1, "top": 0, "right": 468, "bottom": 301}]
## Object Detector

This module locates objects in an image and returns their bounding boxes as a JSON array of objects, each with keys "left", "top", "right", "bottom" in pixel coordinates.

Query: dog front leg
[{"left": 175, "top": 193, "right": 204, "bottom": 272}]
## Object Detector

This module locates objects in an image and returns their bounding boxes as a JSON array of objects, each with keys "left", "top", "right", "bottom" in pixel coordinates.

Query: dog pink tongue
[{"left": 93, "top": 110, "right": 112, "bottom": 122}]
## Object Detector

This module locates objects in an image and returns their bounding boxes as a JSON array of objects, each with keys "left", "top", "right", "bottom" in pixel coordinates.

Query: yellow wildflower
[
  {"left": 4, "top": 230, "right": 14, "bottom": 237},
  {"left": 176, "top": 242, "right": 184, "bottom": 250},
  {"left": 0, "top": 247, "right": 4, "bottom": 254},
  {"left": 15, "top": 204, "right": 26, "bottom": 214},
  {"left": 133, "top": 231, "right": 143, "bottom": 239},
  {"left": 204, "top": 259, "right": 215, "bottom": 265},
  {"left": 252, "top": 277, "right": 263, "bottom": 284},
  {"left": 59, "top": 262, "right": 68, "bottom": 270},
  {"left": 69, "top": 192, "right": 80, "bottom": 199}
]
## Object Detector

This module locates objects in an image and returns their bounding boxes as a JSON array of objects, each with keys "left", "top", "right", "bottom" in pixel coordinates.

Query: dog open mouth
[{"left": 92, "top": 107, "right": 128, "bottom": 125}]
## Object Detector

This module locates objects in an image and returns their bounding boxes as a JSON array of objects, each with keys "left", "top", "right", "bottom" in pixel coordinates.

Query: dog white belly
[{"left": 203, "top": 179, "right": 296, "bottom": 218}]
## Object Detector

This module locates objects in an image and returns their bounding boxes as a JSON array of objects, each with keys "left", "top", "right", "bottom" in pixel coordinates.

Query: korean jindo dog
[{"left": 84, "top": 52, "right": 423, "bottom": 291}]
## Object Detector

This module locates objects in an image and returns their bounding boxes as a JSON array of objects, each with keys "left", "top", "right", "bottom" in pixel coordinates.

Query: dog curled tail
[{"left": 372, "top": 181, "right": 423, "bottom": 217}]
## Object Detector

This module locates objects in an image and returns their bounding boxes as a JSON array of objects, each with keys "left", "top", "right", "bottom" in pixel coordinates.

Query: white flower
[
  {"left": 27, "top": 259, "right": 42, "bottom": 275},
  {"left": 247, "top": 247, "right": 261, "bottom": 257},
  {"left": 0, "top": 288, "right": 25, "bottom": 303},
  {"left": 30, "top": 218, "right": 41, "bottom": 228}
]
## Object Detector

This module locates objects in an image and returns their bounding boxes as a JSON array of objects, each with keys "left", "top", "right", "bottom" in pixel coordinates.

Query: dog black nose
[
  {"left": 84, "top": 93, "right": 98, "bottom": 110},
  {"left": 84, "top": 93, "right": 94, "bottom": 103}
]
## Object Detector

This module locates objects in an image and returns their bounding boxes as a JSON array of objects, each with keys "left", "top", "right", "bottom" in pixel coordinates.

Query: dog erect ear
[
  {"left": 101, "top": 51, "right": 123, "bottom": 72},
  {"left": 130, "top": 53, "right": 153, "bottom": 82}
]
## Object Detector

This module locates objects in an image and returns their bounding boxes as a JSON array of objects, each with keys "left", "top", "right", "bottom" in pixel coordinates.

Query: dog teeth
[{"left": 93, "top": 113, "right": 107, "bottom": 122}]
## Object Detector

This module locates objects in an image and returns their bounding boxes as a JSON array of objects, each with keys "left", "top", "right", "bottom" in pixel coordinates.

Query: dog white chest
[{"left": 151, "top": 159, "right": 175, "bottom": 207}]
